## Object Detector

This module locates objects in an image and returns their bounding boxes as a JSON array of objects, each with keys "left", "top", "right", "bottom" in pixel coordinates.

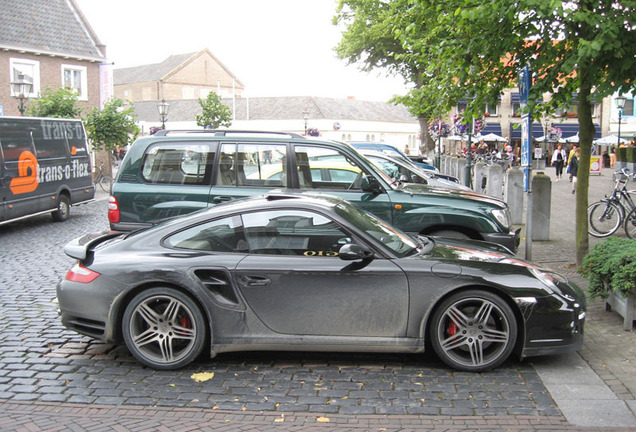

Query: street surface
[{"left": 0, "top": 169, "right": 634, "bottom": 431}]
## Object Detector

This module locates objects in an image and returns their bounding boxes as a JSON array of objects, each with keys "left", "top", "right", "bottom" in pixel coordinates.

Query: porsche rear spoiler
[{"left": 64, "top": 231, "right": 123, "bottom": 260}]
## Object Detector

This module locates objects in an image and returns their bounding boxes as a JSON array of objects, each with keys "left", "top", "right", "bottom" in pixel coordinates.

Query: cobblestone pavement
[{"left": 0, "top": 171, "right": 634, "bottom": 431}]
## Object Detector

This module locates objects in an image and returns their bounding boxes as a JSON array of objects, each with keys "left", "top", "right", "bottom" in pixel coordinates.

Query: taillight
[
  {"left": 108, "top": 195, "right": 120, "bottom": 223},
  {"left": 66, "top": 263, "right": 101, "bottom": 283}
]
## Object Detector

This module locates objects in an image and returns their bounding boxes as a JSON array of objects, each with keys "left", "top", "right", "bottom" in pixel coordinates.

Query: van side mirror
[
  {"left": 361, "top": 175, "right": 382, "bottom": 193},
  {"left": 338, "top": 243, "right": 374, "bottom": 261}
]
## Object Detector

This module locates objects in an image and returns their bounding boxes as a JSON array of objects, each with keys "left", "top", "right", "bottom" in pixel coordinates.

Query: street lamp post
[
  {"left": 616, "top": 96, "right": 626, "bottom": 148},
  {"left": 10, "top": 72, "right": 33, "bottom": 116},
  {"left": 157, "top": 99, "right": 170, "bottom": 129},
  {"left": 302, "top": 110, "right": 309, "bottom": 135}
]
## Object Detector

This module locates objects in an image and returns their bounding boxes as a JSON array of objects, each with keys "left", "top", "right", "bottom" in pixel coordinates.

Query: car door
[
  {"left": 234, "top": 209, "right": 409, "bottom": 337},
  {"left": 210, "top": 142, "right": 289, "bottom": 205}
]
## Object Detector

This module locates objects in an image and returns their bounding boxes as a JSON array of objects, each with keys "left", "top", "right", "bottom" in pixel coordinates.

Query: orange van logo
[{"left": 9, "top": 150, "right": 39, "bottom": 194}]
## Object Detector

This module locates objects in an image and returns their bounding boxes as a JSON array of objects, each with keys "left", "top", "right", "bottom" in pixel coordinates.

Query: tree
[
  {"left": 83, "top": 98, "right": 139, "bottom": 153},
  {"left": 26, "top": 87, "right": 82, "bottom": 118},
  {"left": 196, "top": 92, "right": 232, "bottom": 129},
  {"left": 333, "top": 0, "right": 439, "bottom": 153},
  {"left": 395, "top": 0, "right": 636, "bottom": 264}
]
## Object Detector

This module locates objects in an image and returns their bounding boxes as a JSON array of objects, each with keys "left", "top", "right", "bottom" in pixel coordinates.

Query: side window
[
  {"left": 217, "top": 143, "right": 287, "bottom": 187},
  {"left": 141, "top": 143, "right": 213, "bottom": 185},
  {"left": 0, "top": 125, "right": 34, "bottom": 163},
  {"left": 242, "top": 210, "right": 350, "bottom": 256},
  {"left": 294, "top": 146, "right": 364, "bottom": 190},
  {"left": 164, "top": 215, "right": 247, "bottom": 253}
]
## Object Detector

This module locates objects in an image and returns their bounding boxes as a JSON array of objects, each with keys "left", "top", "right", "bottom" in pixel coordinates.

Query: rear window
[{"left": 141, "top": 143, "right": 214, "bottom": 185}]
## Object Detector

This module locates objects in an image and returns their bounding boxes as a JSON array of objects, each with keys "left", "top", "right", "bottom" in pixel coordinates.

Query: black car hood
[
  {"left": 424, "top": 236, "right": 517, "bottom": 263},
  {"left": 400, "top": 183, "right": 506, "bottom": 208}
]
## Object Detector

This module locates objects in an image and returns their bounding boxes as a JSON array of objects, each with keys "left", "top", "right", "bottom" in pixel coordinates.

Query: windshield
[{"left": 334, "top": 201, "right": 418, "bottom": 257}]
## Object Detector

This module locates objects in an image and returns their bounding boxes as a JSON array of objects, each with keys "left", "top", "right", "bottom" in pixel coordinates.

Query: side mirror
[
  {"left": 361, "top": 175, "right": 382, "bottom": 193},
  {"left": 338, "top": 243, "right": 374, "bottom": 261}
]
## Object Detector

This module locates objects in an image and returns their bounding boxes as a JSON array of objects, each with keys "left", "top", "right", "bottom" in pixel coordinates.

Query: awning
[
  {"left": 552, "top": 123, "right": 601, "bottom": 139},
  {"left": 510, "top": 122, "right": 544, "bottom": 140},
  {"left": 480, "top": 122, "right": 502, "bottom": 135},
  {"left": 510, "top": 122, "right": 601, "bottom": 140}
]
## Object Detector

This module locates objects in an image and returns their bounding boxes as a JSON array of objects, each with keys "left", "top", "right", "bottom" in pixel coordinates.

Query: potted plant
[
  {"left": 626, "top": 146, "right": 636, "bottom": 175},
  {"left": 580, "top": 237, "right": 636, "bottom": 330},
  {"left": 615, "top": 146, "right": 627, "bottom": 174}
]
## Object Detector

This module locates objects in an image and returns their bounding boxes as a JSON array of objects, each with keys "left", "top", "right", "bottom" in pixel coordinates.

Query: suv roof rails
[{"left": 153, "top": 129, "right": 307, "bottom": 139}]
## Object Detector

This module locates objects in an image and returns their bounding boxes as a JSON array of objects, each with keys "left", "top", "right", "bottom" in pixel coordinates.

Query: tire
[
  {"left": 98, "top": 175, "right": 113, "bottom": 193},
  {"left": 122, "top": 287, "right": 207, "bottom": 370},
  {"left": 588, "top": 200, "right": 622, "bottom": 237},
  {"left": 51, "top": 195, "right": 70, "bottom": 222},
  {"left": 429, "top": 290, "right": 517, "bottom": 372},
  {"left": 624, "top": 208, "right": 636, "bottom": 239},
  {"left": 428, "top": 230, "right": 471, "bottom": 240}
]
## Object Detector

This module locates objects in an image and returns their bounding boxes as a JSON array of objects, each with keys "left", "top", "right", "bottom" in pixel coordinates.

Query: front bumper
[{"left": 482, "top": 228, "right": 521, "bottom": 253}]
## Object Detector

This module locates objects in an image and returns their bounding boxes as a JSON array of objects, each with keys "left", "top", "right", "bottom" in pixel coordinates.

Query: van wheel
[{"left": 52, "top": 195, "right": 70, "bottom": 222}]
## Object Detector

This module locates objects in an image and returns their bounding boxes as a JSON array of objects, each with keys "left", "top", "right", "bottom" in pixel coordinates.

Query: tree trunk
[{"left": 575, "top": 79, "right": 594, "bottom": 266}]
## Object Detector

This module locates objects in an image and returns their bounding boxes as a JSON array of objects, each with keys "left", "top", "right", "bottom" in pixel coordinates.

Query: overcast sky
[{"left": 74, "top": 0, "right": 410, "bottom": 101}]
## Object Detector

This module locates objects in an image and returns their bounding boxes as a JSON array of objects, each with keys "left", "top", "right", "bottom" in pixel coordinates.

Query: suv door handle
[
  {"left": 240, "top": 275, "right": 271, "bottom": 286},
  {"left": 211, "top": 196, "right": 232, "bottom": 204}
]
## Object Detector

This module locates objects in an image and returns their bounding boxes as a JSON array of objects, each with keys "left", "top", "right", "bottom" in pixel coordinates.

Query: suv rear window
[{"left": 141, "top": 143, "right": 213, "bottom": 185}]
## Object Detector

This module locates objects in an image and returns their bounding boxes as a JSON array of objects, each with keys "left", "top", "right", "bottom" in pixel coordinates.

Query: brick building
[{"left": 0, "top": 0, "right": 107, "bottom": 117}]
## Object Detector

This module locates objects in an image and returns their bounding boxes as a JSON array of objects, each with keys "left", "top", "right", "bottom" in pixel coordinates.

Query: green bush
[
  {"left": 626, "top": 146, "right": 636, "bottom": 163},
  {"left": 580, "top": 237, "right": 636, "bottom": 299},
  {"left": 616, "top": 147, "right": 627, "bottom": 163}
]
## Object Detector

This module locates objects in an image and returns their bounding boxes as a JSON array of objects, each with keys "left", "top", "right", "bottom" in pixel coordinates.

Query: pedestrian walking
[
  {"left": 568, "top": 145, "right": 577, "bottom": 182},
  {"left": 551, "top": 143, "right": 567, "bottom": 181},
  {"left": 610, "top": 147, "right": 617, "bottom": 169},
  {"left": 569, "top": 147, "right": 580, "bottom": 194}
]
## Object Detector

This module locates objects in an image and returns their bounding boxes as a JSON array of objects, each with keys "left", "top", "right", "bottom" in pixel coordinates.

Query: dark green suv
[{"left": 109, "top": 130, "right": 519, "bottom": 252}]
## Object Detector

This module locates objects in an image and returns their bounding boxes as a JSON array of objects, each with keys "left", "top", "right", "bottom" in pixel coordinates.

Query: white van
[{"left": 0, "top": 117, "right": 95, "bottom": 225}]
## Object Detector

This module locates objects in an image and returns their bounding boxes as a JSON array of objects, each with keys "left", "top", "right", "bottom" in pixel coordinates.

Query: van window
[
  {"left": 0, "top": 126, "right": 34, "bottom": 163},
  {"left": 217, "top": 143, "right": 287, "bottom": 187},
  {"left": 141, "top": 143, "right": 214, "bottom": 185}
]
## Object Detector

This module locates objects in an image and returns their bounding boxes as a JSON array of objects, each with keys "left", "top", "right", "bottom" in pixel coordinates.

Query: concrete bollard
[
  {"left": 531, "top": 171, "right": 552, "bottom": 241},
  {"left": 473, "top": 161, "right": 486, "bottom": 193},
  {"left": 505, "top": 168, "right": 524, "bottom": 225},
  {"left": 486, "top": 164, "right": 504, "bottom": 198},
  {"left": 449, "top": 156, "right": 458, "bottom": 178},
  {"left": 441, "top": 155, "right": 447, "bottom": 174},
  {"left": 457, "top": 158, "right": 466, "bottom": 186}
]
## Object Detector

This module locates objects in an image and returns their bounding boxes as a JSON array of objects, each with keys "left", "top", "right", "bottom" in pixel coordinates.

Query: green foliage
[
  {"left": 580, "top": 237, "right": 636, "bottom": 299},
  {"left": 196, "top": 92, "right": 232, "bottom": 129},
  {"left": 26, "top": 87, "right": 82, "bottom": 118},
  {"left": 616, "top": 147, "right": 627, "bottom": 163},
  {"left": 626, "top": 146, "right": 636, "bottom": 163},
  {"left": 83, "top": 99, "right": 139, "bottom": 152}
]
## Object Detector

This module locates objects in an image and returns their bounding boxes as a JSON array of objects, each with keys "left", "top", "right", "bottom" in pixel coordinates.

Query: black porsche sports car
[{"left": 57, "top": 193, "right": 585, "bottom": 372}]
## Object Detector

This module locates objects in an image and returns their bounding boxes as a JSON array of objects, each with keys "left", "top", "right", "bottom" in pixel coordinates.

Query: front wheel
[
  {"left": 429, "top": 290, "right": 517, "bottom": 372},
  {"left": 51, "top": 195, "right": 70, "bottom": 222},
  {"left": 98, "top": 175, "right": 113, "bottom": 193},
  {"left": 122, "top": 288, "right": 207, "bottom": 370},
  {"left": 624, "top": 208, "right": 636, "bottom": 239},
  {"left": 588, "top": 200, "right": 622, "bottom": 237}
]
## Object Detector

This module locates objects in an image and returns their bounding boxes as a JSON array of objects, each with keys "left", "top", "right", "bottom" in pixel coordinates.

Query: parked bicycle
[
  {"left": 587, "top": 168, "right": 636, "bottom": 237},
  {"left": 94, "top": 163, "right": 114, "bottom": 193}
]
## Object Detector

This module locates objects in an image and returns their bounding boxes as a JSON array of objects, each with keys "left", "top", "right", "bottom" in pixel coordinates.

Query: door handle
[
  {"left": 211, "top": 196, "right": 232, "bottom": 204},
  {"left": 240, "top": 275, "right": 271, "bottom": 286}
]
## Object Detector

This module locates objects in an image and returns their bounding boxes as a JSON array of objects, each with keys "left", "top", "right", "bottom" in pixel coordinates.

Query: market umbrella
[
  {"left": 479, "top": 133, "right": 508, "bottom": 142},
  {"left": 593, "top": 135, "right": 630, "bottom": 145}
]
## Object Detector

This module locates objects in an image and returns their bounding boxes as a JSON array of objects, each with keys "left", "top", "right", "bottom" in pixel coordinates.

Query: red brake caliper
[
  {"left": 447, "top": 321, "right": 458, "bottom": 336},
  {"left": 180, "top": 315, "right": 192, "bottom": 328}
]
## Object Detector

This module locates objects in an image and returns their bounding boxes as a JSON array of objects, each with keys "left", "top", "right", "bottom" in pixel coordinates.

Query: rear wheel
[
  {"left": 51, "top": 195, "right": 70, "bottom": 222},
  {"left": 122, "top": 287, "right": 207, "bottom": 370},
  {"left": 429, "top": 290, "right": 517, "bottom": 372},
  {"left": 588, "top": 200, "right": 622, "bottom": 237}
]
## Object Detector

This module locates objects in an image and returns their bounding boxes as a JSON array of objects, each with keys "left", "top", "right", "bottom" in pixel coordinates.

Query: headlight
[
  {"left": 491, "top": 208, "right": 511, "bottom": 230},
  {"left": 529, "top": 267, "right": 573, "bottom": 299}
]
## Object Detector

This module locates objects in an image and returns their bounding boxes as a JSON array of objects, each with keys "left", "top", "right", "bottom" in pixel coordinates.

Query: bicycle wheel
[
  {"left": 588, "top": 200, "right": 622, "bottom": 237},
  {"left": 624, "top": 207, "right": 636, "bottom": 239},
  {"left": 98, "top": 175, "right": 113, "bottom": 193}
]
